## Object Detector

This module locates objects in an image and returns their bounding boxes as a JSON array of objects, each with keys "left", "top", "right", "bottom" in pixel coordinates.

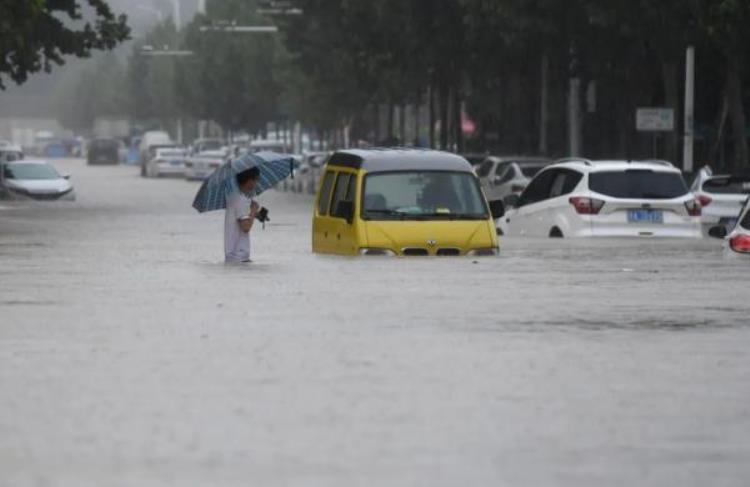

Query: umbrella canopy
[{"left": 192, "top": 152, "right": 295, "bottom": 213}]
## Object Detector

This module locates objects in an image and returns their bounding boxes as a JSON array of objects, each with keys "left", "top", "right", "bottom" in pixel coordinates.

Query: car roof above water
[
  {"left": 553, "top": 159, "right": 681, "bottom": 173},
  {"left": 327, "top": 148, "right": 474, "bottom": 174}
]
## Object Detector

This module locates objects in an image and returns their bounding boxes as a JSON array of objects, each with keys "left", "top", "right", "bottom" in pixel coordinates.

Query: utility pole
[
  {"left": 539, "top": 54, "right": 549, "bottom": 155},
  {"left": 683, "top": 46, "right": 695, "bottom": 172},
  {"left": 568, "top": 46, "right": 582, "bottom": 157}
]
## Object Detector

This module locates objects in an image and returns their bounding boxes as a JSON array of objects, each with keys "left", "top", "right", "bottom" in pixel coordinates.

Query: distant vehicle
[
  {"left": 0, "top": 144, "right": 24, "bottom": 162},
  {"left": 190, "top": 138, "right": 225, "bottom": 155},
  {"left": 248, "top": 138, "right": 289, "bottom": 153},
  {"left": 460, "top": 153, "right": 490, "bottom": 167},
  {"left": 145, "top": 148, "right": 188, "bottom": 178},
  {"left": 708, "top": 197, "right": 750, "bottom": 256},
  {"left": 138, "top": 131, "right": 173, "bottom": 176},
  {"left": 498, "top": 159, "right": 702, "bottom": 238},
  {"left": 691, "top": 166, "right": 750, "bottom": 234},
  {"left": 476, "top": 156, "right": 553, "bottom": 202},
  {"left": 0, "top": 159, "right": 75, "bottom": 201},
  {"left": 87, "top": 138, "right": 121, "bottom": 165},
  {"left": 184, "top": 150, "right": 227, "bottom": 181},
  {"left": 312, "top": 149, "right": 502, "bottom": 256}
]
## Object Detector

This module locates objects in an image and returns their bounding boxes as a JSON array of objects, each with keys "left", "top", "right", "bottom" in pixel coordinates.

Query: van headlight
[
  {"left": 359, "top": 248, "right": 396, "bottom": 256},
  {"left": 467, "top": 247, "right": 499, "bottom": 257}
]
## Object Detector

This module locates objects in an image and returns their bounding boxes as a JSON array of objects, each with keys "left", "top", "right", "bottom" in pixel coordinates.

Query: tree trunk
[
  {"left": 387, "top": 102, "right": 395, "bottom": 143},
  {"left": 413, "top": 99, "right": 421, "bottom": 147},
  {"left": 453, "top": 86, "right": 463, "bottom": 153},
  {"left": 439, "top": 81, "right": 449, "bottom": 150},
  {"left": 429, "top": 84, "right": 436, "bottom": 149},
  {"left": 726, "top": 62, "right": 748, "bottom": 170},
  {"left": 399, "top": 104, "right": 407, "bottom": 146}
]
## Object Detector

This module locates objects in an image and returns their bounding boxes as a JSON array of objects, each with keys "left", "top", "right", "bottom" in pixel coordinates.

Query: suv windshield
[
  {"left": 589, "top": 170, "right": 688, "bottom": 199},
  {"left": 363, "top": 171, "right": 488, "bottom": 220},
  {"left": 703, "top": 177, "right": 750, "bottom": 195},
  {"left": 4, "top": 163, "right": 60, "bottom": 180}
]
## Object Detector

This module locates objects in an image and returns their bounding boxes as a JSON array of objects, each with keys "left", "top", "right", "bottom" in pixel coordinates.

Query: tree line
[{"left": 51, "top": 0, "right": 750, "bottom": 171}]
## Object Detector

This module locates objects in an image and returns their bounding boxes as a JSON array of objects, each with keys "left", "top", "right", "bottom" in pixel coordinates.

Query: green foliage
[{"left": 0, "top": 0, "right": 130, "bottom": 89}]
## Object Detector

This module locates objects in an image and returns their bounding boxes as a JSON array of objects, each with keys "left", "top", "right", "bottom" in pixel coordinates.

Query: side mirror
[
  {"left": 337, "top": 200, "right": 355, "bottom": 224},
  {"left": 708, "top": 225, "right": 728, "bottom": 239},
  {"left": 503, "top": 194, "right": 520, "bottom": 209},
  {"left": 489, "top": 200, "right": 505, "bottom": 219}
]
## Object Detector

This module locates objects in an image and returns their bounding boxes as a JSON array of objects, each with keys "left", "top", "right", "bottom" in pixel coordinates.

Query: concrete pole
[
  {"left": 539, "top": 54, "right": 549, "bottom": 155},
  {"left": 683, "top": 46, "right": 695, "bottom": 172},
  {"left": 568, "top": 78, "right": 582, "bottom": 157}
]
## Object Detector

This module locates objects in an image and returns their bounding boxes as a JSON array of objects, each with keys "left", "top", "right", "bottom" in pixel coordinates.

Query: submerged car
[
  {"left": 145, "top": 148, "right": 188, "bottom": 178},
  {"left": 708, "top": 197, "right": 750, "bottom": 257},
  {"left": 476, "top": 156, "right": 553, "bottom": 202},
  {"left": 312, "top": 149, "right": 502, "bottom": 256},
  {"left": 691, "top": 166, "right": 750, "bottom": 234},
  {"left": 498, "top": 159, "right": 701, "bottom": 238},
  {"left": 0, "top": 160, "right": 75, "bottom": 201}
]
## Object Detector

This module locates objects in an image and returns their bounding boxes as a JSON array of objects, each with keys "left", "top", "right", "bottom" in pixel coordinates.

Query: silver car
[
  {"left": 476, "top": 156, "right": 552, "bottom": 202},
  {"left": 0, "top": 160, "right": 75, "bottom": 201}
]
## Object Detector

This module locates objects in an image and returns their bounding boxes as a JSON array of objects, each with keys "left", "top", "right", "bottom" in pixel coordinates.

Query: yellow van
[{"left": 312, "top": 149, "right": 503, "bottom": 256}]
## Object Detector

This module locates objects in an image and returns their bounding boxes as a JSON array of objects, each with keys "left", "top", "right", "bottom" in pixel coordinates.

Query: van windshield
[
  {"left": 589, "top": 170, "right": 689, "bottom": 199},
  {"left": 362, "top": 171, "right": 488, "bottom": 220}
]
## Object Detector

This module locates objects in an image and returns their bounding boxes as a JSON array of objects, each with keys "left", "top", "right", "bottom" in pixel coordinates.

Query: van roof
[{"left": 328, "top": 148, "right": 473, "bottom": 173}]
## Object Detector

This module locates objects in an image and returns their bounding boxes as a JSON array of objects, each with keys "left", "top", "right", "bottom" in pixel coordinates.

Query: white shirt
[{"left": 224, "top": 193, "right": 252, "bottom": 262}]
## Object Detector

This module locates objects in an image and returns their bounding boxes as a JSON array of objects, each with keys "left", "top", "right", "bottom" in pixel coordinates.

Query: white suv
[
  {"left": 691, "top": 166, "right": 750, "bottom": 234},
  {"left": 498, "top": 159, "right": 702, "bottom": 238}
]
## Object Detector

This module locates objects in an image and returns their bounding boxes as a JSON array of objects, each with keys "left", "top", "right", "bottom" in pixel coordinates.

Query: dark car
[{"left": 87, "top": 138, "right": 121, "bottom": 165}]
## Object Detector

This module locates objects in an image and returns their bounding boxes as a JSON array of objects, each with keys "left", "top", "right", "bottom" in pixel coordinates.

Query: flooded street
[{"left": 1, "top": 159, "right": 749, "bottom": 486}]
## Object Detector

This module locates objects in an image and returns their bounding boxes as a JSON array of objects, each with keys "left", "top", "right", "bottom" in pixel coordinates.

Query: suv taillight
[
  {"left": 697, "top": 194, "right": 713, "bottom": 207},
  {"left": 729, "top": 235, "right": 750, "bottom": 254},
  {"left": 685, "top": 199, "right": 702, "bottom": 217},
  {"left": 569, "top": 197, "right": 605, "bottom": 215}
]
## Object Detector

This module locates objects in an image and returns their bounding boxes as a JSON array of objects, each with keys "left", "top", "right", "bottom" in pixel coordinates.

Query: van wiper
[
  {"left": 413, "top": 213, "right": 487, "bottom": 220},
  {"left": 364, "top": 209, "right": 409, "bottom": 220}
]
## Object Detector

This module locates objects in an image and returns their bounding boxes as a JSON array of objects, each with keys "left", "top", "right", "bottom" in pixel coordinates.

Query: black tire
[{"left": 549, "top": 227, "right": 564, "bottom": 239}]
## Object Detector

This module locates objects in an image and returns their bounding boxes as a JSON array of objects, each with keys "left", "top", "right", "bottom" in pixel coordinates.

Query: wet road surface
[{"left": 1, "top": 159, "right": 748, "bottom": 486}]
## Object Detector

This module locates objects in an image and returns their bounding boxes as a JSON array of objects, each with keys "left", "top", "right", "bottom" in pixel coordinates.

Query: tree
[{"left": 0, "top": 0, "right": 129, "bottom": 89}]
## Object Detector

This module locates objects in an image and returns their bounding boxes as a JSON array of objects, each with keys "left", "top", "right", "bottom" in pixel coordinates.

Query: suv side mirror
[
  {"left": 708, "top": 225, "right": 728, "bottom": 239},
  {"left": 503, "top": 194, "right": 520, "bottom": 209},
  {"left": 337, "top": 200, "right": 355, "bottom": 224},
  {"left": 489, "top": 200, "right": 505, "bottom": 219}
]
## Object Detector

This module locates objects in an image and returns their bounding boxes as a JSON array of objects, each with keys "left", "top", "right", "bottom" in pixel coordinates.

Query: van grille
[
  {"left": 436, "top": 248, "right": 461, "bottom": 256},
  {"left": 402, "top": 248, "right": 429, "bottom": 256}
]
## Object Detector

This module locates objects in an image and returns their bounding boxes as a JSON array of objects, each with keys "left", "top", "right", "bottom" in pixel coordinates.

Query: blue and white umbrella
[{"left": 192, "top": 151, "right": 295, "bottom": 213}]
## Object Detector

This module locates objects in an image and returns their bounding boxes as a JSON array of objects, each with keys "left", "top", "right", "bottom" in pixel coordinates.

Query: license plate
[{"left": 628, "top": 209, "right": 663, "bottom": 224}]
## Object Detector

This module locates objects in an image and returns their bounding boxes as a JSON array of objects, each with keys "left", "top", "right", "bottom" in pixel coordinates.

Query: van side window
[
  {"left": 318, "top": 171, "right": 336, "bottom": 215},
  {"left": 330, "top": 173, "right": 352, "bottom": 218}
]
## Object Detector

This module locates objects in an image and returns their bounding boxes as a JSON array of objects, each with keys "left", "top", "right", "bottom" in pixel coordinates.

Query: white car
[
  {"left": 145, "top": 148, "right": 188, "bottom": 178},
  {"left": 691, "top": 166, "right": 750, "bottom": 234},
  {"left": 0, "top": 144, "right": 24, "bottom": 162},
  {"left": 139, "top": 131, "right": 174, "bottom": 177},
  {"left": 476, "top": 156, "right": 553, "bottom": 202},
  {"left": 0, "top": 160, "right": 76, "bottom": 201},
  {"left": 498, "top": 159, "right": 702, "bottom": 238},
  {"left": 184, "top": 150, "right": 227, "bottom": 181}
]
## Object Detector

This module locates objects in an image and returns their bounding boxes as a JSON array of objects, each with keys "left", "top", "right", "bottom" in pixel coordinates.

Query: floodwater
[{"left": 1, "top": 159, "right": 748, "bottom": 486}]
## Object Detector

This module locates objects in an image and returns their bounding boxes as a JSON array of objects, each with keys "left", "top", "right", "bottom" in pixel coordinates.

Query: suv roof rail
[
  {"left": 642, "top": 159, "right": 675, "bottom": 168},
  {"left": 554, "top": 157, "right": 592, "bottom": 166}
]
